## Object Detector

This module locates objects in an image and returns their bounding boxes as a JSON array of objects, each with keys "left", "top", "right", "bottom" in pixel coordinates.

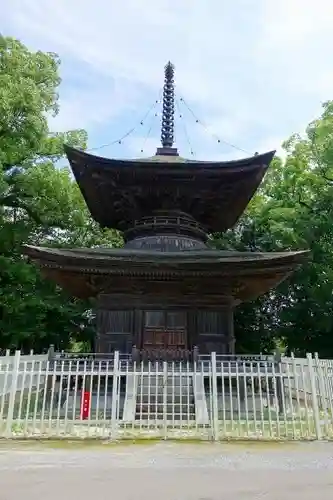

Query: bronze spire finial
[{"left": 156, "top": 62, "right": 179, "bottom": 156}]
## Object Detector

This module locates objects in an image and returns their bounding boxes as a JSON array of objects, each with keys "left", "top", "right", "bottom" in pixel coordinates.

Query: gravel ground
[{"left": 0, "top": 441, "right": 332, "bottom": 499}]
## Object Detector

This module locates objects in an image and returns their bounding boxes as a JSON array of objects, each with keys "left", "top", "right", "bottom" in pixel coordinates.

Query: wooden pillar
[
  {"left": 187, "top": 310, "right": 197, "bottom": 350},
  {"left": 133, "top": 309, "right": 143, "bottom": 349},
  {"left": 226, "top": 305, "right": 235, "bottom": 354},
  {"left": 95, "top": 304, "right": 105, "bottom": 353}
]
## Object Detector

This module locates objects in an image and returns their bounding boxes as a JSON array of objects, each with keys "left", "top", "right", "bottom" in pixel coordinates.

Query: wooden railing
[
  {"left": 133, "top": 215, "right": 203, "bottom": 230},
  {"left": 131, "top": 345, "right": 199, "bottom": 363}
]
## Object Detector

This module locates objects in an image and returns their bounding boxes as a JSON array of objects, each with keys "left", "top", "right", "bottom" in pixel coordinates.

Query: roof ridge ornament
[{"left": 156, "top": 61, "right": 179, "bottom": 157}]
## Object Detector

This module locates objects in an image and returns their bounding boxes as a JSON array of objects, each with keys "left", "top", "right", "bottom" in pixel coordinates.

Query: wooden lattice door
[{"left": 142, "top": 311, "right": 187, "bottom": 353}]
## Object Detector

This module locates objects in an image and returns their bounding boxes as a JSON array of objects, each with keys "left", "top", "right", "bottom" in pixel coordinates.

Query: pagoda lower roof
[
  {"left": 65, "top": 146, "right": 275, "bottom": 233},
  {"left": 23, "top": 245, "right": 308, "bottom": 304}
]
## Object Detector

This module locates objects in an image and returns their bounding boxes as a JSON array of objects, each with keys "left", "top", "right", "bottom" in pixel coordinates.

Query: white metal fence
[
  {"left": 0, "top": 350, "right": 332, "bottom": 441},
  {"left": 0, "top": 351, "right": 48, "bottom": 397}
]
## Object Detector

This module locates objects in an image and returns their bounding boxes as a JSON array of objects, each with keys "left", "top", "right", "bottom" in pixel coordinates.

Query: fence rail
[{"left": 0, "top": 350, "right": 332, "bottom": 441}]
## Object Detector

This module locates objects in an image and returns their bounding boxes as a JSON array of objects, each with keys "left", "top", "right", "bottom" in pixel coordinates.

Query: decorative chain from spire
[{"left": 161, "top": 62, "right": 175, "bottom": 148}]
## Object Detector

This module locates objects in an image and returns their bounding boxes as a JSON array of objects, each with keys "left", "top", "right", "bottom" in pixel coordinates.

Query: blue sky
[{"left": 3, "top": 0, "right": 333, "bottom": 162}]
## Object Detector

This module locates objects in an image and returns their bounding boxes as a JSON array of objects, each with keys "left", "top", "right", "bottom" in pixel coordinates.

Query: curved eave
[
  {"left": 64, "top": 145, "right": 275, "bottom": 170},
  {"left": 23, "top": 245, "right": 309, "bottom": 302},
  {"left": 64, "top": 145, "right": 275, "bottom": 232},
  {"left": 23, "top": 245, "right": 308, "bottom": 267}
]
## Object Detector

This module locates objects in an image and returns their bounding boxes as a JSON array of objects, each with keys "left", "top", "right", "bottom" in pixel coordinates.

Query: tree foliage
[
  {"left": 228, "top": 102, "right": 333, "bottom": 357},
  {"left": 0, "top": 36, "right": 120, "bottom": 353}
]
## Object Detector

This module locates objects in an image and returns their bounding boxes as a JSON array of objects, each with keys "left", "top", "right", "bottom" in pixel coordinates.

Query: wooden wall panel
[
  {"left": 95, "top": 309, "right": 134, "bottom": 353},
  {"left": 196, "top": 309, "right": 234, "bottom": 355}
]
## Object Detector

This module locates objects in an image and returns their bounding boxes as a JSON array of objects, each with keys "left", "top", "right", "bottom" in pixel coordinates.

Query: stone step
[
  {"left": 137, "top": 403, "right": 195, "bottom": 411},
  {"left": 136, "top": 404, "right": 196, "bottom": 419},
  {"left": 137, "top": 382, "right": 192, "bottom": 390},
  {"left": 135, "top": 374, "right": 195, "bottom": 420},
  {"left": 137, "top": 375, "right": 192, "bottom": 382},
  {"left": 137, "top": 392, "right": 193, "bottom": 400},
  {"left": 136, "top": 414, "right": 196, "bottom": 421},
  {"left": 138, "top": 395, "right": 193, "bottom": 404},
  {"left": 137, "top": 382, "right": 192, "bottom": 396}
]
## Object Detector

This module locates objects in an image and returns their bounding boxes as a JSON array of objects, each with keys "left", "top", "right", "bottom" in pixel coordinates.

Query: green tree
[
  {"left": 226, "top": 102, "right": 333, "bottom": 357},
  {"left": 0, "top": 36, "right": 120, "bottom": 352}
]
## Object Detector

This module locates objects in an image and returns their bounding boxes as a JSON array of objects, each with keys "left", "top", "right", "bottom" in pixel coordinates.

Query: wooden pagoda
[{"left": 23, "top": 62, "right": 308, "bottom": 360}]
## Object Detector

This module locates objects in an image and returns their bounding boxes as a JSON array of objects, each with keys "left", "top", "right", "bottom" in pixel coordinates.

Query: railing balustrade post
[{"left": 131, "top": 345, "right": 139, "bottom": 363}]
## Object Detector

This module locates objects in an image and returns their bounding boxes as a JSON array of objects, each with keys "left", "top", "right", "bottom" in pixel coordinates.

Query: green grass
[
  {"left": 0, "top": 417, "right": 328, "bottom": 442},
  {"left": 1, "top": 390, "right": 333, "bottom": 441}
]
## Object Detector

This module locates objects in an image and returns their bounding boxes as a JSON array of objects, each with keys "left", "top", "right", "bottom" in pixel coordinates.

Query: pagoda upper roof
[
  {"left": 23, "top": 244, "right": 308, "bottom": 304},
  {"left": 65, "top": 145, "right": 275, "bottom": 233}
]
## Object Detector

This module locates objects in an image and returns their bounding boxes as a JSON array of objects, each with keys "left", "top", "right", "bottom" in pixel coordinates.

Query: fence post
[
  {"left": 110, "top": 351, "right": 120, "bottom": 439},
  {"left": 274, "top": 351, "right": 284, "bottom": 414},
  {"left": 314, "top": 353, "right": 324, "bottom": 409},
  {"left": 306, "top": 353, "right": 321, "bottom": 440},
  {"left": 314, "top": 353, "right": 329, "bottom": 437},
  {"left": 163, "top": 361, "right": 168, "bottom": 440},
  {"left": 5, "top": 350, "right": 21, "bottom": 437},
  {"left": 211, "top": 352, "right": 219, "bottom": 441},
  {"left": 47, "top": 345, "right": 55, "bottom": 363},
  {"left": 45, "top": 345, "right": 55, "bottom": 408}
]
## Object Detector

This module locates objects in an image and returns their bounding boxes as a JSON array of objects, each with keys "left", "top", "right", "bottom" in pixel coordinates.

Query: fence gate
[{"left": 119, "top": 359, "right": 214, "bottom": 440}]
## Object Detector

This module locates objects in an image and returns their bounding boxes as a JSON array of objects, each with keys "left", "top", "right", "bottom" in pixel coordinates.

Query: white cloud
[
  {"left": 50, "top": 76, "right": 142, "bottom": 131},
  {"left": 257, "top": 0, "right": 333, "bottom": 95},
  {"left": 260, "top": 0, "right": 333, "bottom": 48},
  {"left": 3, "top": 0, "right": 333, "bottom": 158}
]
